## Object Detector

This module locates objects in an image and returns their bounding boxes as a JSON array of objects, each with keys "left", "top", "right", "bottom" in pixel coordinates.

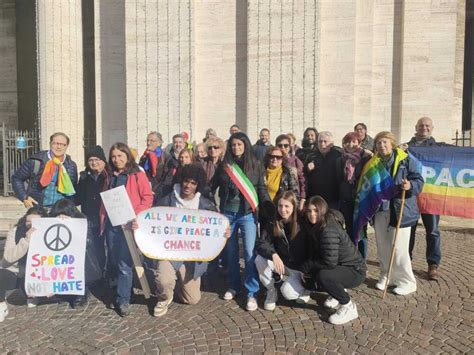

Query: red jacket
[{"left": 100, "top": 170, "right": 153, "bottom": 234}]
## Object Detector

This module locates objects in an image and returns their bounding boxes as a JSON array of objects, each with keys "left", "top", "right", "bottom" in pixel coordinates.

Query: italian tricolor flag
[{"left": 224, "top": 163, "right": 259, "bottom": 212}]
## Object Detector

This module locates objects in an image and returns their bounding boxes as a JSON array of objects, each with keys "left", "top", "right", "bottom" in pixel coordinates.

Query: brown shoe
[{"left": 428, "top": 265, "right": 439, "bottom": 280}]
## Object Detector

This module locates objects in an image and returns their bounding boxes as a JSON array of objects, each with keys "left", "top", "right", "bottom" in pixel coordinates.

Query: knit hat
[{"left": 86, "top": 145, "right": 107, "bottom": 163}]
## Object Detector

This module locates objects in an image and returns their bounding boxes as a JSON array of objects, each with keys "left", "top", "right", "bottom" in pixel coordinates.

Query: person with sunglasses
[
  {"left": 263, "top": 147, "right": 299, "bottom": 204},
  {"left": 275, "top": 134, "right": 306, "bottom": 211},
  {"left": 201, "top": 137, "right": 225, "bottom": 183}
]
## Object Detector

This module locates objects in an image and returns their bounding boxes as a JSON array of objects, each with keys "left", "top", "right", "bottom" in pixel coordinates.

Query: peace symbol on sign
[{"left": 43, "top": 224, "right": 72, "bottom": 251}]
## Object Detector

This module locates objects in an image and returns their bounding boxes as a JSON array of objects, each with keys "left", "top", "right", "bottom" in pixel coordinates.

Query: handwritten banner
[
  {"left": 25, "top": 218, "right": 88, "bottom": 296},
  {"left": 134, "top": 207, "right": 229, "bottom": 261},
  {"left": 100, "top": 185, "right": 136, "bottom": 226}
]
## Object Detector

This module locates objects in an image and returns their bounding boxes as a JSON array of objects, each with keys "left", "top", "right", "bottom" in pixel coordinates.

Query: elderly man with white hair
[{"left": 304, "top": 131, "right": 342, "bottom": 208}]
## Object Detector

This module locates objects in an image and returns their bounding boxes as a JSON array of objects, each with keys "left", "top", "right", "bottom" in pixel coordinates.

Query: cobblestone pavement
[{"left": 0, "top": 229, "right": 473, "bottom": 354}]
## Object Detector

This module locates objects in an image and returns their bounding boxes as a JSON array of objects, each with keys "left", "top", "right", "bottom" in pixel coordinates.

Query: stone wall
[{"left": 0, "top": 0, "right": 17, "bottom": 129}]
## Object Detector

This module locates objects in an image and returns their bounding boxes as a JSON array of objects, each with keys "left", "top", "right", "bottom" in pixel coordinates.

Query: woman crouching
[
  {"left": 255, "top": 191, "right": 311, "bottom": 311},
  {"left": 301, "top": 196, "right": 366, "bottom": 325}
]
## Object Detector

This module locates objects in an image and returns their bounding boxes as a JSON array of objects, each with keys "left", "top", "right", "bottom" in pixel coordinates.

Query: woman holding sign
[
  {"left": 255, "top": 191, "right": 311, "bottom": 311},
  {"left": 211, "top": 132, "right": 271, "bottom": 311},
  {"left": 0, "top": 206, "right": 48, "bottom": 322},
  {"left": 103, "top": 143, "right": 153, "bottom": 317}
]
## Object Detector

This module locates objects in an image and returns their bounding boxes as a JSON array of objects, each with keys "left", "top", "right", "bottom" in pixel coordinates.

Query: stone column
[
  {"left": 0, "top": 0, "right": 17, "bottom": 129},
  {"left": 36, "top": 0, "right": 84, "bottom": 166},
  {"left": 94, "top": 0, "right": 127, "bottom": 152}
]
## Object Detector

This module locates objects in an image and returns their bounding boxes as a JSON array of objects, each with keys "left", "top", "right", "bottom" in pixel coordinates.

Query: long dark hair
[
  {"left": 305, "top": 195, "right": 343, "bottom": 230},
  {"left": 274, "top": 191, "right": 299, "bottom": 240},
  {"left": 49, "top": 199, "right": 86, "bottom": 219},
  {"left": 15, "top": 206, "right": 48, "bottom": 244},
  {"left": 109, "top": 142, "right": 140, "bottom": 174},
  {"left": 301, "top": 127, "right": 318, "bottom": 148},
  {"left": 223, "top": 132, "right": 257, "bottom": 173}
]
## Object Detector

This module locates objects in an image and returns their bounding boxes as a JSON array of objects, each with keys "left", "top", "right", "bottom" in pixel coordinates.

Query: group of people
[{"left": 0, "top": 116, "right": 443, "bottom": 325}]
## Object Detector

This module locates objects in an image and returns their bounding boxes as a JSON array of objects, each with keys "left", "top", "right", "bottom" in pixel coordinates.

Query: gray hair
[{"left": 318, "top": 131, "right": 334, "bottom": 142}]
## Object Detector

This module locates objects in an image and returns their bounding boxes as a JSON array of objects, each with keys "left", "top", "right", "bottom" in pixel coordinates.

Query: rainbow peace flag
[
  {"left": 353, "top": 155, "right": 399, "bottom": 243},
  {"left": 409, "top": 146, "right": 474, "bottom": 219}
]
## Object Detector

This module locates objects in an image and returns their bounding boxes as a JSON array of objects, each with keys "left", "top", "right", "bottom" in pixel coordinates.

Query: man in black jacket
[{"left": 407, "top": 117, "right": 442, "bottom": 280}]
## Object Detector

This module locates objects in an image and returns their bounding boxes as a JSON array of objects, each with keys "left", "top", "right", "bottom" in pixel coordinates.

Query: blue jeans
[
  {"left": 409, "top": 214, "right": 441, "bottom": 265},
  {"left": 224, "top": 212, "right": 259, "bottom": 297},
  {"left": 105, "top": 225, "right": 133, "bottom": 306}
]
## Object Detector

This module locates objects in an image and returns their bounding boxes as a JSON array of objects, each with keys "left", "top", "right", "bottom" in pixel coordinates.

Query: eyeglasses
[
  {"left": 270, "top": 155, "right": 283, "bottom": 160},
  {"left": 277, "top": 143, "right": 289, "bottom": 148},
  {"left": 208, "top": 145, "right": 220, "bottom": 150},
  {"left": 51, "top": 142, "right": 67, "bottom": 147}
]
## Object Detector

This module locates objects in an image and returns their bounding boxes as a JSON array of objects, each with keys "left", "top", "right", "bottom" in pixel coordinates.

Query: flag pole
[{"left": 383, "top": 189, "right": 406, "bottom": 299}]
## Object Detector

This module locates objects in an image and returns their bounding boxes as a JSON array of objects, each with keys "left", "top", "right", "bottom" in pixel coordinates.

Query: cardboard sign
[
  {"left": 100, "top": 185, "right": 136, "bottom": 226},
  {"left": 25, "top": 218, "right": 88, "bottom": 296},
  {"left": 134, "top": 207, "right": 229, "bottom": 261}
]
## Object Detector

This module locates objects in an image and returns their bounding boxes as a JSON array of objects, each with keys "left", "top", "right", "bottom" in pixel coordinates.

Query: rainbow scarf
[
  {"left": 352, "top": 152, "right": 399, "bottom": 244},
  {"left": 225, "top": 163, "right": 259, "bottom": 212},
  {"left": 39, "top": 153, "right": 76, "bottom": 196}
]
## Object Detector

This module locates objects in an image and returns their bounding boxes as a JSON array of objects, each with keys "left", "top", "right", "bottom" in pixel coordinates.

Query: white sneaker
[
  {"left": 328, "top": 301, "right": 358, "bottom": 325},
  {"left": 27, "top": 298, "right": 38, "bottom": 308},
  {"left": 392, "top": 285, "right": 416, "bottom": 296},
  {"left": 375, "top": 277, "right": 387, "bottom": 291},
  {"left": 246, "top": 296, "right": 258, "bottom": 311},
  {"left": 0, "top": 302, "right": 8, "bottom": 322},
  {"left": 263, "top": 288, "right": 278, "bottom": 311},
  {"left": 153, "top": 298, "right": 173, "bottom": 317},
  {"left": 295, "top": 289, "right": 312, "bottom": 304},
  {"left": 323, "top": 296, "right": 340, "bottom": 309},
  {"left": 223, "top": 289, "right": 237, "bottom": 301}
]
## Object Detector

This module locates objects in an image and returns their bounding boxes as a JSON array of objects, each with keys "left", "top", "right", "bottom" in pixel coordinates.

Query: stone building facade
[{"left": 0, "top": 0, "right": 472, "bottom": 166}]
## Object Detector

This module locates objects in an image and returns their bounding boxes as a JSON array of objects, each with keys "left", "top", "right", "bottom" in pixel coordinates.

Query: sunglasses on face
[
  {"left": 277, "top": 143, "right": 289, "bottom": 148},
  {"left": 270, "top": 155, "right": 283, "bottom": 160},
  {"left": 208, "top": 146, "right": 220, "bottom": 150}
]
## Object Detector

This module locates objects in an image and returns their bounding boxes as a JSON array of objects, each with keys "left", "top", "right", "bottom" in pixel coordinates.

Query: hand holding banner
[{"left": 100, "top": 185, "right": 136, "bottom": 226}]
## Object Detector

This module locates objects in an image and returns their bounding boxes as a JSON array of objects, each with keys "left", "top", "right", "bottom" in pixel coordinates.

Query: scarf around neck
[
  {"left": 342, "top": 148, "right": 363, "bottom": 184},
  {"left": 266, "top": 165, "right": 283, "bottom": 201},
  {"left": 140, "top": 147, "right": 162, "bottom": 177},
  {"left": 39, "top": 151, "right": 75, "bottom": 195}
]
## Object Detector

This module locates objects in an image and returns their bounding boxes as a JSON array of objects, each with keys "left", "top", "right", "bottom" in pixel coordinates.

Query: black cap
[{"left": 86, "top": 145, "right": 107, "bottom": 163}]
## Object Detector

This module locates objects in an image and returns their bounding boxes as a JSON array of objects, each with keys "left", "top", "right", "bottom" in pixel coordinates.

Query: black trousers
[
  {"left": 315, "top": 266, "right": 366, "bottom": 305},
  {"left": 0, "top": 269, "right": 19, "bottom": 301}
]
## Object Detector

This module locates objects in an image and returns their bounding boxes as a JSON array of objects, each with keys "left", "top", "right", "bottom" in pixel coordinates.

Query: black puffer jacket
[
  {"left": 210, "top": 160, "right": 270, "bottom": 216},
  {"left": 300, "top": 210, "right": 366, "bottom": 274},
  {"left": 12, "top": 150, "right": 78, "bottom": 206},
  {"left": 256, "top": 220, "right": 308, "bottom": 270}
]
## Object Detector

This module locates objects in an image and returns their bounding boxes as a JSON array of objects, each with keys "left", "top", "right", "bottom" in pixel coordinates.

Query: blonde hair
[{"left": 374, "top": 131, "right": 397, "bottom": 149}]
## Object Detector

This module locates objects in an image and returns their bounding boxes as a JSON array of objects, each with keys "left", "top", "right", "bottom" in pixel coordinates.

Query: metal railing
[
  {"left": 1, "top": 122, "right": 40, "bottom": 196},
  {"left": 452, "top": 129, "right": 472, "bottom": 147}
]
